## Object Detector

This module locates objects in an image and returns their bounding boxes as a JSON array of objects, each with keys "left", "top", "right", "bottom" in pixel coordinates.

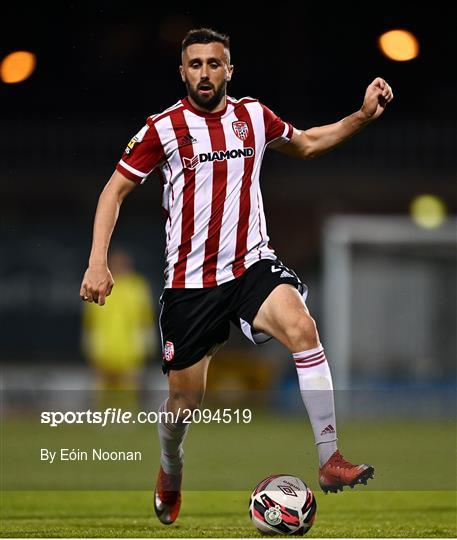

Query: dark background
[
  {"left": 2, "top": 2, "right": 455, "bottom": 120},
  {"left": 1, "top": 2, "right": 456, "bottom": 365}
]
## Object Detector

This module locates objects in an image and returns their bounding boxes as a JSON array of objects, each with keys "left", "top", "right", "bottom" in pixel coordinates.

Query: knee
[
  {"left": 285, "top": 313, "right": 319, "bottom": 351},
  {"left": 168, "top": 391, "right": 204, "bottom": 420}
]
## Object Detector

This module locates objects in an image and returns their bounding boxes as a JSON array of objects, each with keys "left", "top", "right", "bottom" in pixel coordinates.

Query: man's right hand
[{"left": 80, "top": 263, "right": 114, "bottom": 306}]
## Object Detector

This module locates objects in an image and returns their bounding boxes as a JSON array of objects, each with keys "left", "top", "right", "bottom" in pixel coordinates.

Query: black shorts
[{"left": 159, "top": 258, "right": 308, "bottom": 373}]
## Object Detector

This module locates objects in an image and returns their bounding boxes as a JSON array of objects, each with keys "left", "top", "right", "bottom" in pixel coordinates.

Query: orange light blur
[
  {"left": 378, "top": 30, "right": 419, "bottom": 61},
  {"left": 1, "top": 51, "right": 37, "bottom": 84}
]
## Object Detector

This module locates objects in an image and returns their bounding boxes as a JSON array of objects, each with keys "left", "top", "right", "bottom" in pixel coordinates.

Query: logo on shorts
[
  {"left": 232, "top": 121, "right": 249, "bottom": 140},
  {"left": 271, "top": 263, "right": 295, "bottom": 279},
  {"left": 163, "top": 341, "right": 175, "bottom": 362}
]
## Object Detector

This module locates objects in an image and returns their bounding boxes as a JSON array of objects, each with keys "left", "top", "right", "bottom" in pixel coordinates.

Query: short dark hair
[{"left": 182, "top": 27, "right": 230, "bottom": 52}]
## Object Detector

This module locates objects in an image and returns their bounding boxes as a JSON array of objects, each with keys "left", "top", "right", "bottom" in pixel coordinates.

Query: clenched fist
[
  {"left": 361, "top": 77, "right": 394, "bottom": 121},
  {"left": 80, "top": 263, "right": 114, "bottom": 306}
]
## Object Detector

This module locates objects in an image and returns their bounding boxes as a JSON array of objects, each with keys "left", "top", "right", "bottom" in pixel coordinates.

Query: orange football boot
[
  {"left": 319, "top": 450, "right": 374, "bottom": 493},
  {"left": 154, "top": 466, "right": 182, "bottom": 524}
]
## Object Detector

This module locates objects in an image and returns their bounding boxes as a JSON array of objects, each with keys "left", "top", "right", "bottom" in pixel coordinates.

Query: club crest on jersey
[
  {"left": 232, "top": 121, "right": 249, "bottom": 140},
  {"left": 163, "top": 341, "right": 175, "bottom": 362}
]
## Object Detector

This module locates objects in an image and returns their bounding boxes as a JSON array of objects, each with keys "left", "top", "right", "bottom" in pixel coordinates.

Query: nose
[{"left": 200, "top": 63, "right": 209, "bottom": 79}]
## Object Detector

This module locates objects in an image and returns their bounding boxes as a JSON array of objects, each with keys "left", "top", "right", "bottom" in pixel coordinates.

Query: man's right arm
[{"left": 80, "top": 170, "right": 137, "bottom": 306}]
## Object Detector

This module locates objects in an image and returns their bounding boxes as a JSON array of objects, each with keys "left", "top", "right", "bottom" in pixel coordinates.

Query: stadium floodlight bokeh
[
  {"left": 0, "top": 51, "right": 36, "bottom": 83},
  {"left": 410, "top": 193, "right": 447, "bottom": 229},
  {"left": 378, "top": 29, "right": 419, "bottom": 61}
]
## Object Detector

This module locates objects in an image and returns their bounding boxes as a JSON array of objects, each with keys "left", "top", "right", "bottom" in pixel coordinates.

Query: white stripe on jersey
[
  {"left": 118, "top": 159, "right": 149, "bottom": 179},
  {"left": 215, "top": 103, "right": 242, "bottom": 284},
  {"left": 150, "top": 100, "right": 183, "bottom": 122},
  {"left": 154, "top": 114, "right": 184, "bottom": 285},
  {"left": 247, "top": 102, "right": 273, "bottom": 261},
  {"left": 182, "top": 110, "right": 213, "bottom": 288},
  {"left": 280, "top": 122, "right": 290, "bottom": 138},
  {"left": 227, "top": 96, "right": 256, "bottom": 105},
  {"left": 244, "top": 102, "right": 268, "bottom": 262}
]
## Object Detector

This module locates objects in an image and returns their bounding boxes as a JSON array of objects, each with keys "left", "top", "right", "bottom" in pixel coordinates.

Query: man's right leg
[{"left": 154, "top": 352, "right": 213, "bottom": 525}]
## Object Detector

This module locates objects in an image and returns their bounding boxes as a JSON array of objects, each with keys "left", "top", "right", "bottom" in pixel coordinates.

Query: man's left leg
[{"left": 253, "top": 283, "right": 374, "bottom": 493}]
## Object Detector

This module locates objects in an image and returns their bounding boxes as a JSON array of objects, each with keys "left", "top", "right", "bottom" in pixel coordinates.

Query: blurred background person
[{"left": 81, "top": 248, "right": 157, "bottom": 393}]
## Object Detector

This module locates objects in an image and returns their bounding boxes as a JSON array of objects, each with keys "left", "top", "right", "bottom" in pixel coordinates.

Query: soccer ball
[{"left": 249, "top": 474, "right": 317, "bottom": 535}]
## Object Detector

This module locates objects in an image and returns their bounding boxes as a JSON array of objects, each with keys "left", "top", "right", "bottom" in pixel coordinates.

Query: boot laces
[{"left": 331, "top": 451, "right": 354, "bottom": 469}]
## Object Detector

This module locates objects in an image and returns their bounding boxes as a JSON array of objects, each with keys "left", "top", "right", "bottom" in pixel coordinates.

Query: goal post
[{"left": 322, "top": 215, "right": 457, "bottom": 395}]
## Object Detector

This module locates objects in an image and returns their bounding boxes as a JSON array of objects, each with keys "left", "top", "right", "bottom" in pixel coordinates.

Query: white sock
[
  {"left": 157, "top": 399, "right": 189, "bottom": 475},
  {"left": 293, "top": 344, "right": 338, "bottom": 466}
]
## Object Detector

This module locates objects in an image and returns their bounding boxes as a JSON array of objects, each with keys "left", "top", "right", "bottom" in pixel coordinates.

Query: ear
[
  {"left": 179, "top": 65, "right": 185, "bottom": 82},
  {"left": 226, "top": 64, "right": 234, "bottom": 82}
]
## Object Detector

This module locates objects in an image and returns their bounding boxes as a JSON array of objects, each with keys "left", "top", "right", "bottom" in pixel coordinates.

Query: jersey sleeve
[
  {"left": 261, "top": 103, "right": 295, "bottom": 145},
  {"left": 116, "top": 117, "right": 165, "bottom": 184}
]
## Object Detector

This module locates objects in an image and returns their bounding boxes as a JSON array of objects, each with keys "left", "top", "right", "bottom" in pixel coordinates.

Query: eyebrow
[{"left": 187, "top": 57, "right": 223, "bottom": 64}]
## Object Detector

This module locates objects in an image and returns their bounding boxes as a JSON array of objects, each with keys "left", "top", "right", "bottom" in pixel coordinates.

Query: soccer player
[{"left": 80, "top": 28, "right": 393, "bottom": 524}]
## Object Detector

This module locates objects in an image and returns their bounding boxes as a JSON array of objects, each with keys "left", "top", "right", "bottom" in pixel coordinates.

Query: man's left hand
[{"left": 361, "top": 77, "right": 394, "bottom": 121}]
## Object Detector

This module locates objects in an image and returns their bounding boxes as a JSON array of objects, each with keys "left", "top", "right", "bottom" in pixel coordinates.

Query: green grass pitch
[
  {"left": 1, "top": 416, "right": 456, "bottom": 537},
  {"left": 1, "top": 490, "right": 456, "bottom": 537}
]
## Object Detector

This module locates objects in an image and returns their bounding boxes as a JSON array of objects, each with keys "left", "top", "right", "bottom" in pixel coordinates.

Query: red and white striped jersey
[{"left": 116, "top": 96, "right": 294, "bottom": 288}]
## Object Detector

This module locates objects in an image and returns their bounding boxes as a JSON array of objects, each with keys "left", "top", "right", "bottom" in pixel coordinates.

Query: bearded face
[
  {"left": 180, "top": 42, "right": 233, "bottom": 112},
  {"left": 186, "top": 77, "right": 228, "bottom": 111}
]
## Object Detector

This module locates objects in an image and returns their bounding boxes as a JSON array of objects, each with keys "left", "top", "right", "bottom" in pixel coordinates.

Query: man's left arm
[{"left": 276, "top": 77, "right": 394, "bottom": 160}]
